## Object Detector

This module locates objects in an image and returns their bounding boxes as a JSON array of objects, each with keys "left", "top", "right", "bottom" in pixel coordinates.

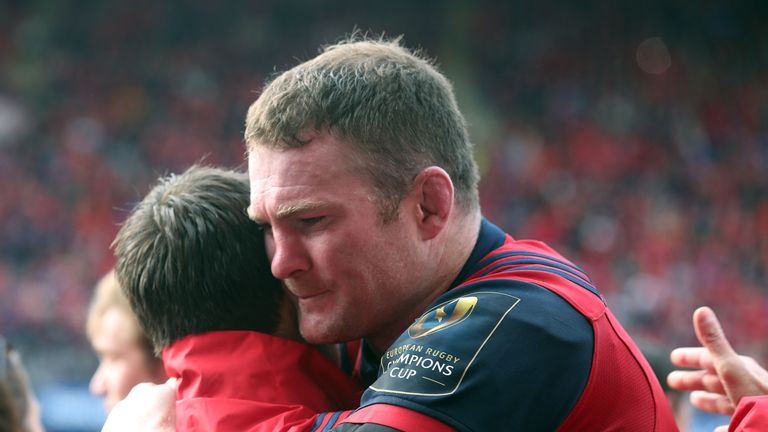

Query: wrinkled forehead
[
  {"left": 247, "top": 135, "right": 369, "bottom": 186},
  {"left": 246, "top": 141, "right": 377, "bottom": 220}
]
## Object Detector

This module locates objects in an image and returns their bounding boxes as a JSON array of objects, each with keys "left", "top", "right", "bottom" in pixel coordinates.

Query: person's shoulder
[
  {"left": 462, "top": 236, "right": 606, "bottom": 319},
  {"left": 359, "top": 280, "right": 595, "bottom": 430}
]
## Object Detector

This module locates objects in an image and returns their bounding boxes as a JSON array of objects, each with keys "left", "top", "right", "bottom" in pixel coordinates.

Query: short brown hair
[
  {"left": 245, "top": 36, "right": 479, "bottom": 220},
  {"left": 113, "top": 166, "right": 282, "bottom": 353}
]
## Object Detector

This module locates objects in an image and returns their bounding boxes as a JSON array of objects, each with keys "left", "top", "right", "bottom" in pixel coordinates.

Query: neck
[{"left": 368, "top": 210, "right": 481, "bottom": 353}]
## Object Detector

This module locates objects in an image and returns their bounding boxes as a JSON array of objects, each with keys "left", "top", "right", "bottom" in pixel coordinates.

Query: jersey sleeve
[
  {"left": 342, "top": 279, "right": 594, "bottom": 431},
  {"left": 729, "top": 396, "right": 768, "bottom": 432}
]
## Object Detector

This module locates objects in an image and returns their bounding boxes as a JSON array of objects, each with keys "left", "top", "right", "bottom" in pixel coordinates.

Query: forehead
[
  {"left": 91, "top": 308, "right": 140, "bottom": 351},
  {"left": 247, "top": 135, "right": 371, "bottom": 217}
]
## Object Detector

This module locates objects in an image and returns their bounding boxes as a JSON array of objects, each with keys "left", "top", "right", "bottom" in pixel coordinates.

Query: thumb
[{"left": 693, "top": 307, "right": 737, "bottom": 362}]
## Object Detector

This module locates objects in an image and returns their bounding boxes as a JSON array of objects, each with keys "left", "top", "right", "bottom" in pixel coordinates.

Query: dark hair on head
[
  {"left": 113, "top": 165, "right": 282, "bottom": 354},
  {"left": 245, "top": 34, "right": 479, "bottom": 221}
]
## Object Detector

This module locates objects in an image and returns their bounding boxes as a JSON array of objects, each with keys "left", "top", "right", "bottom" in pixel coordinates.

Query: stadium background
[{"left": 1, "top": 0, "right": 766, "bottom": 430}]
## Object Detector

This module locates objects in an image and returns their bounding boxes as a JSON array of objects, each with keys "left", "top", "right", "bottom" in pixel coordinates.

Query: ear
[{"left": 410, "top": 166, "right": 454, "bottom": 241}]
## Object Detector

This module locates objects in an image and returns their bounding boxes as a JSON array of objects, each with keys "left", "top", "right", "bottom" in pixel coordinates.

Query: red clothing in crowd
[{"left": 163, "top": 331, "right": 363, "bottom": 432}]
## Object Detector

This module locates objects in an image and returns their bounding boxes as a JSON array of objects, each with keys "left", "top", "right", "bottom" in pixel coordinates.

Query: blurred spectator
[
  {"left": 86, "top": 270, "right": 166, "bottom": 414},
  {"left": 0, "top": 336, "right": 45, "bottom": 432}
]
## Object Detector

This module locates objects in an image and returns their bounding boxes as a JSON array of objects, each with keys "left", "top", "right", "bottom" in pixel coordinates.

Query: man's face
[
  {"left": 248, "top": 132, "right": 428, "bottom": 349},
  {"left": 89, "top": 308, "right": 165, "bottom": 413}
]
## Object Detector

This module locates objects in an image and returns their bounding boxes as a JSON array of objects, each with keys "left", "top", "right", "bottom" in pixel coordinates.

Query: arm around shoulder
[{"left": 101, "top": 379, "right": 177, "bottom": 432}]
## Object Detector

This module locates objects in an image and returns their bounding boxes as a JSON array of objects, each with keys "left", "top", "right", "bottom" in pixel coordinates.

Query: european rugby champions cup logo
[{"left": 408, "top": 296, "right": 478, "bottom": 338}]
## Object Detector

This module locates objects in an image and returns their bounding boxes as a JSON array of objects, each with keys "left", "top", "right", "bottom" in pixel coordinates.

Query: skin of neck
[{"left": 368, "top": 208, "right": 482, "bottom": 353}]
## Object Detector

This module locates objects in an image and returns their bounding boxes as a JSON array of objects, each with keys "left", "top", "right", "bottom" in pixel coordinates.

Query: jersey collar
[{"left": 448, "top": 217, "right": 506, "bottom": 291}]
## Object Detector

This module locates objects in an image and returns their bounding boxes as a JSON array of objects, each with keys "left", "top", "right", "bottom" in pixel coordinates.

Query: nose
[
  {"left": 89, "top": 364, "right": 106, "bottom": 396},
  {"left": 268, "top": 229, "right": 310, "bottom": 280}
]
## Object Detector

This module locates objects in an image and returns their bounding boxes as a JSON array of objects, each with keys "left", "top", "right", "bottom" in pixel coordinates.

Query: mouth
[
  {"left": 285, "top": 281, "right": 329, "bottom": 302},
  {"left": 296, "top": 291, "right": 329, "bottom": 301}
]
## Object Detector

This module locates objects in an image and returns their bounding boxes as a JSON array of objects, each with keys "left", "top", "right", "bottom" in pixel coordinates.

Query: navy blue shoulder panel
[{"left": 359, "top": 278, "right": 594, "bottom": 431}]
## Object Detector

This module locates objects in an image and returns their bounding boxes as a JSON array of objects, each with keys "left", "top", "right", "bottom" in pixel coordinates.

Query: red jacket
[
  {"left": 163, "top": 331, "right": 363, "bottom": 432},
  {"left": 729, "top": 396, "right": 768, "bottom": 432}
]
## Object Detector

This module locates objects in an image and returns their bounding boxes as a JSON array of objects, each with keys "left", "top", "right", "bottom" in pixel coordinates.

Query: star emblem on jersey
[
  {"left": 374, "top": 291, "right": 521, "bottom": 397},
  {"left": 408, "top": 296, "right": 477, "bottom": 339}
]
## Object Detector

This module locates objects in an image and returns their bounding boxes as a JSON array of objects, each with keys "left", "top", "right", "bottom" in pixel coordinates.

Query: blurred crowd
[
  {"left": 0, "top": 0, "right": 766, "bottom": 402},
  {"left": 474, "top": 2, "right": 768, "bottom": 361}
]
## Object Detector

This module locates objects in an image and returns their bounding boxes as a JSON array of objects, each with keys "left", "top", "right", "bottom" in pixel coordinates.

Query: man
[
  {"left": 86, "top": 269, "right": 167, "bottom": 413},
  {"left": 105, "top": 36, "right": 678, "bottom": 431},
  {"left": 668, "top": 307, "right": 768, "bottom": 431},
  {"left": 111, "top": 166, "right": 361, "bottom": 430},
  {"left": 243, "top": 36, "right": 677, "bottom": 431}
]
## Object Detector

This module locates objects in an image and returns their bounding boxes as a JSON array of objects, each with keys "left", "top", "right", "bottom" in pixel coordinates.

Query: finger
[
  {"left": 126, "top": 381, "right": 157, "bottom": 397},
  {"left": 165, "top": 377, "right": 179, "bottom": 390},
  {"left": 155, "top": 379, "right": 178, "bottom": 404},
  {"left": 701, "top": 373, "right": 727, "bottom": 394},
  {"left": 693, "top": 307, "right": 738, "bottom": 361},
  {"left": 667, "top": 370, "right": 725, "bottom": 393},
  {"left": 667, "top": 370, "right": 706, "bottom": 391},
  {"left": 689, "top": 390, "right": 735, "bottom": 416},
  {"left": 670, "top": 347, "right": 715, "bottom": 370},
  {"left": 124, "top": 379, "right": 177, "bottom": 403},
  {"left": 714, "top": 426, "right": 729, "bottom": 432}
]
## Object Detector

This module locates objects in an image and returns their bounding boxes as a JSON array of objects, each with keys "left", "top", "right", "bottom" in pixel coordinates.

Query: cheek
[
  {"left": 110, "top": 364, "right": 134, "bottom": 391},
  {"left": 316, "top": 222, "right": 412, "bottom": 290},
  {"left": 99, "top": 366, "right": 127, "bottom": 400},
  {"left": 111, "top": 357, "right": 147, "bottom": 392},
  {"left": 347, "top": 244, "right": 402, "bottom": 294},
  {"left": 369, "top": 236, "right": 421, "bottom": 294}
]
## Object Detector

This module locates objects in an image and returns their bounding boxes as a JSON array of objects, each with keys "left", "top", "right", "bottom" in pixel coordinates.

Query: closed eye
[{"left": 300, "top": 216, "right": 325, "bottom": 226}]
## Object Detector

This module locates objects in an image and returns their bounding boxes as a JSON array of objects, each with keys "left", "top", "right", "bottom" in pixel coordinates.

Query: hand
[
  {"left": 102, "top": 378, "right": 178, "bottom": 432},
  {"left": 667, "top": 307, "right": 768, "bottom": 415}
]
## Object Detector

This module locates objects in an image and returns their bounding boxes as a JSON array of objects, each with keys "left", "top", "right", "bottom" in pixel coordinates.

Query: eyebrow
[
  {"left": 247, "top": 201, "right": 327, "bottom": 223},
  {"left": 275, "top": 201, "right": 326, "bottom": 220}
]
